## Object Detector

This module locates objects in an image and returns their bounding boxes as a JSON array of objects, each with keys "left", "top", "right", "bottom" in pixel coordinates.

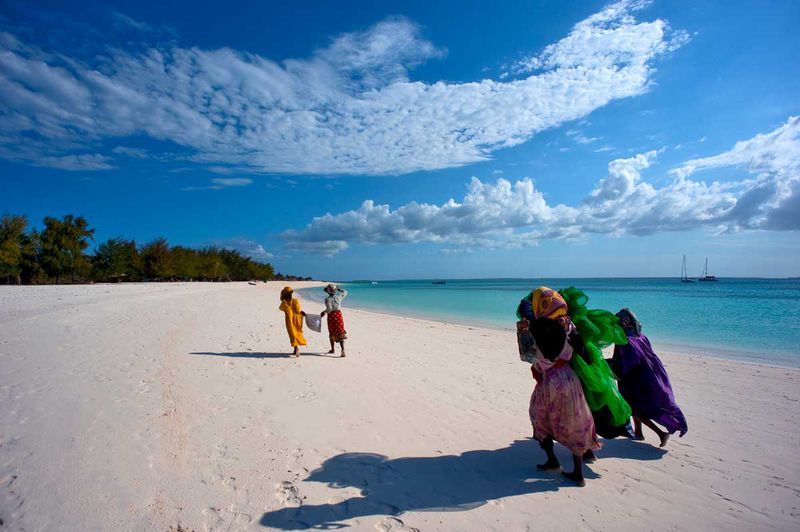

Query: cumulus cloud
[
  {"left": 282, "top": 117, "right": 800, "bottom": 253},
  {"left": 672, "top": 116, "right": 800, "bottom": 230},
  {"left": 0, "top": 1, "right": 685, "bottom": 174}
]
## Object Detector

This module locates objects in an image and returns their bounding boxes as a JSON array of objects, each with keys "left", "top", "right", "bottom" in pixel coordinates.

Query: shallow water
[{"left": 299, "top": 278, "right": 800, "bottom": 367}]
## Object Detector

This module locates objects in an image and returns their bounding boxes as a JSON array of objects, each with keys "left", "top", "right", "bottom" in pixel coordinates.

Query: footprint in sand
[
  {"left": 375, "top": 516, "right": 420, "bottom": 532},
  {"left": 275, "top": 481, "right": 302, "bottom": 507},
  {"left": 201, "top": 507, "right": 223, "bottom": 531}
]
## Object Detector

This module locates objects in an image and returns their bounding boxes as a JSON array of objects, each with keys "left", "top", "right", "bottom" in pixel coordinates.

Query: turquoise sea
[{"left": 299, "top": 278, "right": 800, "bottom": 368}]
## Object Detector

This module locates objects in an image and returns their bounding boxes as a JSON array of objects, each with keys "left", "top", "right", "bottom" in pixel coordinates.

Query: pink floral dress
[{"left": 529, "top": 325, "right": 600, "bottom": 455}]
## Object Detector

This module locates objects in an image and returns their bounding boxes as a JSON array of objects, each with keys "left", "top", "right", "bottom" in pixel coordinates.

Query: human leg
[{"left": 536, "top": 437, "right": 560, "bottom": 471}]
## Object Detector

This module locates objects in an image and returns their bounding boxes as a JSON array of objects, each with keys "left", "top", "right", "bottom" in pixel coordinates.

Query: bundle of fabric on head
[
  {"left": 518, "top": 286, "right": 632, "bottom": 428},
  {"left": 280, "top": 286, "right": 293, "bottom": 300}
]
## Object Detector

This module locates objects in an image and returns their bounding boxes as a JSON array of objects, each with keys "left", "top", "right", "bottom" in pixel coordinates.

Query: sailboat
[
  {"left": 681, "top": 255, "right": 694, "bottom": 283},
  {"left": 698, "top": 258, "right": 718, "bottom": 281}
]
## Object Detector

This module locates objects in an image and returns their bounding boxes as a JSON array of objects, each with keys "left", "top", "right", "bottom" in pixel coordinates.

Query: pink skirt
[{"left": 529, "top": 363, "right": 600, "bottom": 455}]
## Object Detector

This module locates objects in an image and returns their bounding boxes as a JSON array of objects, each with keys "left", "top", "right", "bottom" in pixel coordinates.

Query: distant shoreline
[{"left": 297, "top": 284, "right": 799, "bottom": 369}]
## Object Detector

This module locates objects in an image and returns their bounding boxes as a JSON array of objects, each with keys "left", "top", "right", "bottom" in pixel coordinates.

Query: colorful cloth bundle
[
  {"left": 516, "top": 286, "right": 632, "bottom": 427},
  {"left": 557, "top": 286, "right": 632, "bottom": 426}
]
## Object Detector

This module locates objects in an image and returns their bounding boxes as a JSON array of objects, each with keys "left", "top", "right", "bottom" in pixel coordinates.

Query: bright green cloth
[{"left": 558, "top": 286, "right": 632, "bottom": 426}]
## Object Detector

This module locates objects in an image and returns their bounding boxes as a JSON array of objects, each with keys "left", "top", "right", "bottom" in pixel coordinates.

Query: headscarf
[
  {"left": 531, "top": 286, "right": 571, "bottom": 330},
  {"left": 616, "top": 308, "right": 642, "bottom": 336},
  {"left": 280, "top": 286, "right": 294, "bottom": 301},
  {"left": 324, "top": 283, "right": 337, "bottom": 295}
]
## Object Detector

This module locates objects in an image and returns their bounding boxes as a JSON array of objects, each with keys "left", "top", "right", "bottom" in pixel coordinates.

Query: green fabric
[{"left": 558, "top": 286, "right": 632, "bottom": 426}]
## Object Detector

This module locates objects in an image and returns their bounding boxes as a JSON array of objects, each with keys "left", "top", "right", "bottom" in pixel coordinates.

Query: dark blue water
[{"left": 299, "top": 278, "right": 800, "bottom": 367}]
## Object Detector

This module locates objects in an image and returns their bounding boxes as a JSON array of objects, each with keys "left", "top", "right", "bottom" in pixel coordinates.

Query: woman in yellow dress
[{"left": 279, "top": 286, "right": 307, "bottom": 356}]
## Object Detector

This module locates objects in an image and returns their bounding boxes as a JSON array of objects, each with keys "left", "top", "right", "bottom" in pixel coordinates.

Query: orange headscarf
[
  {"left": 531, "top": 286, "right": 571, "bottom": 330},
  {"left": 280, "top": 286, "right": 293, "bottom": 301}
]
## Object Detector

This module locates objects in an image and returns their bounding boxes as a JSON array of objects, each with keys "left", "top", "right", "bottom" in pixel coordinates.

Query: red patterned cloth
[{"left": 327, "top": 310, "right": 347, "bottom": 342}]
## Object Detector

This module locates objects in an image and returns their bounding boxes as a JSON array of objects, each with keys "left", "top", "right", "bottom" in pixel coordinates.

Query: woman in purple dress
[{"left": 611, "top": 308, "right": 688, "bottom": 447}]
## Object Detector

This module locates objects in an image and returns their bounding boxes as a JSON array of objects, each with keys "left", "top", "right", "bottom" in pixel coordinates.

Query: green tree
[
  {"left": 19, "top": 229, "right": 45, "bottom": 284},
  {"left": 197, "top": 247, "right": 228, "bottom": 281},
  {"left": 0, "top": 213, "right": 28, "bottom": 284},
  {"left": 40, "top": 215, "right": 95, "bottom": 283},
  {"left": 140, "top": 238, "right": 174, "bottom": 280},
  {"left": 92, "top": 238, "right": 142, "bottom": 282},
  {"left": 170, "top": 245, "right": 200, "bottom": 280}
]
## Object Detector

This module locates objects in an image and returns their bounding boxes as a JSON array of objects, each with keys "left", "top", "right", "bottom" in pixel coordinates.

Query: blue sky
[{"left": 1, "top": 0, "right": 799, "bottom": 279}]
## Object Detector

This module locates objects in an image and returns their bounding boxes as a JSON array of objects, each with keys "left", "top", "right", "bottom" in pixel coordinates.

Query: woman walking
[
  {"left": 518, "top": 287, "right": 600, "bottom": 487},
  {"left": 279, "top": 286, "right": 307, "bottom": 357},
  {"left": 610, "top": 308, "right": 688, "bottom": 447},
  {"left": 320, "top": 284, "right": 347, "bottom": 357}
]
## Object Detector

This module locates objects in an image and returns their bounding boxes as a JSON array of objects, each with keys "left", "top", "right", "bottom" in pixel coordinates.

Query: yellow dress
[{"left": 279, "top": 298, "right": 307, "bottom": 347}]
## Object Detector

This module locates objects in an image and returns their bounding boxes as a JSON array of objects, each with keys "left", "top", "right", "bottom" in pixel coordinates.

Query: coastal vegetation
[{"left": 0, "top": 213, "right": 302, "bottom": 284}]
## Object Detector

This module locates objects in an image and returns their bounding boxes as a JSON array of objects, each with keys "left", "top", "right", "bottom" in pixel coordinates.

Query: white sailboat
[
  {"left": 698, "top": 258, "right": 718, "bottom": 281},
  {"left": 681, "top": 254, "right": 694, "bottom": 283}
]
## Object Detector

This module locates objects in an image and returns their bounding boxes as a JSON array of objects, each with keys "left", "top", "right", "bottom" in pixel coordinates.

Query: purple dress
[{"left": 611, "top": 335, "right": 688, "bottom": 436}]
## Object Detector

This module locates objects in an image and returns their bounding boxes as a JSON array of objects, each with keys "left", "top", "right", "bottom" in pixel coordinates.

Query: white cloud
[
  {"left": 36, "top": 153, "right": 114, "bottom": 171},
  {"left": 0, "top": 2, "right": 686, "bottom": 175},
  {"left": 566, "top": 129, "right": 601, "bottom": 145},
  {"left": 210, "top": 177, "right": 252, "bottom": 187},
  {"left": 112, "top": 146, "right": 149, "bottom": 158},
  {"left": 182, "top": 177, "right": 253, "bottom": 191},
  {"left": 671, "top": 116, "right": 800, "bottom": 230},
  {"left": 282, "top": 117, "right": 800, "bottom": 253}
]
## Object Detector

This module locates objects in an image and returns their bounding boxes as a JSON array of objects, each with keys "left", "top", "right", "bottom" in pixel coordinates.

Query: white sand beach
[{"left": 0, "top": 282, "right": 798, "bottom": 531}]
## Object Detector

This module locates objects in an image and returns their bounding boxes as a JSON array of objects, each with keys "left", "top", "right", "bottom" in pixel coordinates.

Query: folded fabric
[
  {"left": 558, "top": 286, "right": 632, "bottom": 426},
  {"left": 304, "top": 313, "right": 322, "bottom": 333}
]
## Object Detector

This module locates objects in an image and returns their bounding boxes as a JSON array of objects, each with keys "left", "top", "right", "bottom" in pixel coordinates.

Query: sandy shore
[{"left": 0, "top": 282, "right": 798, "bottom": 531}]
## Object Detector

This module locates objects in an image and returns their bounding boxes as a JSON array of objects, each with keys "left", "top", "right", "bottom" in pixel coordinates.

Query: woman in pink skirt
[{"left": 519, "top": 287, "right": 599, "bottom": 486}]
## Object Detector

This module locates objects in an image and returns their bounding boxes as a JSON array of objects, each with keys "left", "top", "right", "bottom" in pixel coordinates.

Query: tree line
[{"left": 0, "top": 213, "right": 304, "bottom": 285}]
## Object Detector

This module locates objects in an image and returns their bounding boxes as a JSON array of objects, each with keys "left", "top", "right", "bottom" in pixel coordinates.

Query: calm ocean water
[{"left": 298, "top": 278, "right": 800, "bottom": 367}]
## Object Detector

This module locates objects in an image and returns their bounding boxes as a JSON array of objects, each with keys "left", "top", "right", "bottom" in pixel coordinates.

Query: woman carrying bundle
[
  {"left": 320, "top": 284, "right": 348, "bottom": 357},
  {"left": 279, "top": 286, "right": 307, "bottom": 357},
  {"left": 517, "top": 287, "right": 600, "bottom": 487}
]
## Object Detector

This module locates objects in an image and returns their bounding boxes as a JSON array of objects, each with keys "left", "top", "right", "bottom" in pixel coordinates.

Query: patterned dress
[{"left": 529, "top": 330, "right": 600, "bottom": 455}]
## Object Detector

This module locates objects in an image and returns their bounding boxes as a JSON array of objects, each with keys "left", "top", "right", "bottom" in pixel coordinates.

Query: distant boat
[
  {"left": 371, "top": 281, "right": 378, "bottom": 285},
  {"left": 681, "top": 255, "right": 694, "bottom": 283},
  {"left": 698, "top": 258, "right": 718, "bottom": 282},
  {"left": 432, "top": 280, "right": 446, "bottom": 285}
]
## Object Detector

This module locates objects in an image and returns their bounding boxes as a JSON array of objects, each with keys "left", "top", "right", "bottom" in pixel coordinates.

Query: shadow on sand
[
  {"left": 259, "top": 438, "right": 668, "bottom": 529},
  {"left": 190, "top": 351, "right": 339, "bottom": 359},
  {"left": 259, "top": 440, "right": 565, "bottom": 529}
]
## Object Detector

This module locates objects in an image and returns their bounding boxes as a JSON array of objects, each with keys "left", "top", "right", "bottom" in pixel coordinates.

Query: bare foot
[
  {"left": 583, "top": 450, "right": 597, "bottom": 464},
  {"left": 562, "top": 471, "right": 586, "bottom": 487},
  {"left": 536, "top": 459, "right": 561, "bottom": 472},
  {"left": 659, "top": 432, "right": 670, "bottom": 448},
  {"left": 340, "top": 352, "right": 346, "bottom": 358},
  {"left": 327, "top": 349, "right": 335, "bottom": 354},
  {"left": 634, "top": 431, "right": 645, "bottom": 441}
]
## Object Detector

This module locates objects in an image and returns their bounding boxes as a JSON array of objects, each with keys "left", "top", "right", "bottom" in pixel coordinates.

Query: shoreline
[{"left": 298, "top": 287, "right": 800, "bottom": 370}]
